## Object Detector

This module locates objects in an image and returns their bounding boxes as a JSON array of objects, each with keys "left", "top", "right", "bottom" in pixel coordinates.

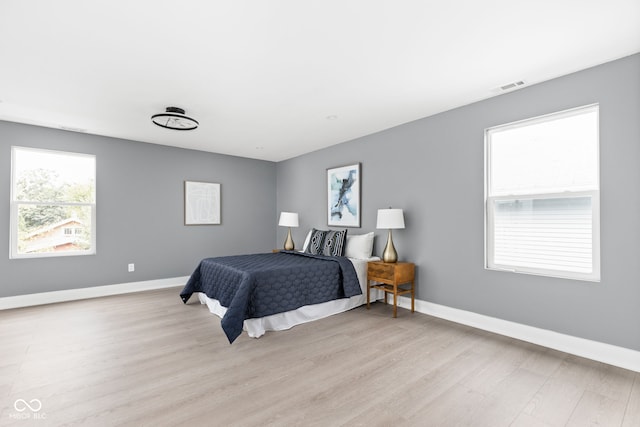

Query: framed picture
[
  {"left": 184, "top": 181, "right": 221, "bottom": 225},
  {"left": 327, "top": 163, "right": 361, "bottom": 227}
]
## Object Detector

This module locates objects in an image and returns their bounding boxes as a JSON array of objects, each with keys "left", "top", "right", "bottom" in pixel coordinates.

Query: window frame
[
  {"left": 484, "top": 104, "right": 600, "bottom": 282},
  {"left": 10, "top": 146, "right": 97, "bottom": 259}
]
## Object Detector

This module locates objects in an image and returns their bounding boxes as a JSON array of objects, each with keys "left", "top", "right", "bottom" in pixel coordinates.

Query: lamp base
[
  {"left": 382, "top": 229, "right": 398, "bottom": 263},
  {"left": 283, "top": 228, "right": 295, "bottom": 251}
]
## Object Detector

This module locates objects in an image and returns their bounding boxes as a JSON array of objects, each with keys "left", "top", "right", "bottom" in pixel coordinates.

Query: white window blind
[
  {"left": 485, "top": 105, "right": 600, "bottom": 281},
  {"left": 492, "top": 195, "right": 593, "bottom": 273}
]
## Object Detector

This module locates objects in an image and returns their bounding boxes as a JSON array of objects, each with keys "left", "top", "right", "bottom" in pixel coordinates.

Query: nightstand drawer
[
  {"left": 368, "top": 261, "right": 415, "bottom": 283},
  {"left": 367, "top": 262, "right": 396, "bottom": 280}
]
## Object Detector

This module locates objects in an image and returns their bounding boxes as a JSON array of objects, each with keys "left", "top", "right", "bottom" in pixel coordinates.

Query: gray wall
[
  {"left": 276, "top": 53, "right": 640, "bottom": 351},
  {"left": 1, "top": 122, "right": 277, "bottom": 297}
]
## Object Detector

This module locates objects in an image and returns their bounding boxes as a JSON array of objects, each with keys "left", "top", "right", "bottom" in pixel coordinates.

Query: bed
[{"left": 180, "top": 231, "right": 382, "bottom": 343}]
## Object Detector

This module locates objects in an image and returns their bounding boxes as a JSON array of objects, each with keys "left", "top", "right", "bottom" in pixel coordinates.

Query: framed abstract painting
[{"left": 327, "top": 163, "right": 360, "bottom": 227}]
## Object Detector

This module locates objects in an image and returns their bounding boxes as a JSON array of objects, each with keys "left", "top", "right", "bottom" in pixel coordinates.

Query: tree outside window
[{"left": 10, "top": 147, "right": 96, "bottom": 258}]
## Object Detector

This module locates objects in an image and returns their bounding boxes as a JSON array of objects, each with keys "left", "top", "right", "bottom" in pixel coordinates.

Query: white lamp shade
[
  {"left": 278, "top": 212, "right": 299, "bottom": 227},
  {"left": 376, "top": 208, "right": 405, "bottom": 229}
]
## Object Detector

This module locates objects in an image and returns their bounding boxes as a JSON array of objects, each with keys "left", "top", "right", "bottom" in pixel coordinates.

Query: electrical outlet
[{"left": 128, "top": 263, "right": 135, "bottom": 272}]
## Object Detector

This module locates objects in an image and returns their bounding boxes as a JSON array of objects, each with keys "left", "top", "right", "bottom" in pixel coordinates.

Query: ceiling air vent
[
  {"left": 499, "top": 80, "right": 526, "bottom": 91},
  {"left": 59, "top": 125, "right": 87, "bottom": 133}
]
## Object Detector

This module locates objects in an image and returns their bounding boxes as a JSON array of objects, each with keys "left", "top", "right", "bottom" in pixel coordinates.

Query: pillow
[
  {"left": 304, "top": 228, "right": 328, "bottom": 255},
  {"left": 301, "top": 229, "right": 312, "bottom": 252},
  {"left": 321, "top": 229, "right": 348, "bottom": 257},
  {"left": 344, "top": 232, "right": 375, "bottom": 259}
]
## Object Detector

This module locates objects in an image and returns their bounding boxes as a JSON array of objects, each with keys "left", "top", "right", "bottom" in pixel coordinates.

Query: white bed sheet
[{"left": 195, "top": 256, "right": 382, "bottom": 339}]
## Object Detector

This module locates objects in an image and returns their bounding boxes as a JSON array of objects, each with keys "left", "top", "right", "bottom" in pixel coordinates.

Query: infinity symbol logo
[{"left": 14, "top": 399, "right": 42, "bottom": 412}]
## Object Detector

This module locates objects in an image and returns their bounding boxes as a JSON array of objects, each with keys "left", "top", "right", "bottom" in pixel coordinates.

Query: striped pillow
[
  {"left": 304, "top": 228, "right": 328, "bottom": 255},
  {"left": 322, "top": 229, "right": 348, "bottom": 257}
]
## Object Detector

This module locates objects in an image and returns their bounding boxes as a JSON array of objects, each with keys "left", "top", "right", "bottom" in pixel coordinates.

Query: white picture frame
[{"left": 184, "top": 181, "right": 221, "bottom": 225}]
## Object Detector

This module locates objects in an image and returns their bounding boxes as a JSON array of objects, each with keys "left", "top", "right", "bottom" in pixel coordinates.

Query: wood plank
[
  {"left": 622, "top": 373, "right": 640, "bottom": 427},
  {"left": 566, "top": 390, "right": 626, "bottom": 427}
]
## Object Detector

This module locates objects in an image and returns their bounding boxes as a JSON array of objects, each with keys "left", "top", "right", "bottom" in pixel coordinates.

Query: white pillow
[
  {"left": 344, "top": 232, "right": 374, "bottom": 259},
  {"left": 301, "top": 229, "right": 313, "bottom": 252}
]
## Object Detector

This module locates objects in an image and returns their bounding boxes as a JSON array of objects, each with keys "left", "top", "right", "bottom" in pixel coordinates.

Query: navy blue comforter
[{"left": 180, "top": 251, "right": 361, "bottom": 343}]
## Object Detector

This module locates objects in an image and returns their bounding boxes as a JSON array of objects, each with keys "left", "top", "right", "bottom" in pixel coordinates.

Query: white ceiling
[{"left": 1, "top": 1, "right": 639, "bottom": 162}]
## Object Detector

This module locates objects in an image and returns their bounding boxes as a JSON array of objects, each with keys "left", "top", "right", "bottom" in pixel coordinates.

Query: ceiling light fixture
[{"left": 151, "top": 107, "right": 199, "bottom": 130}]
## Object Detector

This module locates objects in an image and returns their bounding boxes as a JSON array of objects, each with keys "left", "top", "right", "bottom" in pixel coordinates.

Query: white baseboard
[
  {"left": 390, "top": 295, "right": 640, "bottom": 373},
  {"left": 0, "top": 276, "right": 189, "bottom": 310}
]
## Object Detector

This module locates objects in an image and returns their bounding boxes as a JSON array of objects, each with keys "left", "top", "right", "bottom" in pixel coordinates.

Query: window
[
  {"left": 10, "top": 147, "right": 96, "bottom": 259},
  {"left": 485, "top": 105, "right": 599, "bottom": 281}
]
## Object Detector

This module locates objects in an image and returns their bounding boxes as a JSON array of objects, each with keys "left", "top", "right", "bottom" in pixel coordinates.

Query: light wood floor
[{"left": 1, "top": 288, "right": 639, "bottom": 427}]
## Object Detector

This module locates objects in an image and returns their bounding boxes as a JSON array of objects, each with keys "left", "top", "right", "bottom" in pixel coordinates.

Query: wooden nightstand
[{"left": 367, "top": 261, "right": 415, "bottom": 318}]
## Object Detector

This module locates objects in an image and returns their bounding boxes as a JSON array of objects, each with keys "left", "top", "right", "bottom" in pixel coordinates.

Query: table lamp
[
  {"left": 278, "top": 212, "right": 299, "bottom": 250},
  {"left": 376, "top": 208, "right": 405, "bottom": 263}
]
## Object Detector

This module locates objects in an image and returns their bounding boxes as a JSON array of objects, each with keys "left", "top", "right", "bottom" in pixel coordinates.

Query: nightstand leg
[
  {"left": 393, "top": 287, "right": 398, "bottom": 318},
  {"left": 366, "top": 280, "right": 370, "bottom": 309},
  {"left": 411, "top": 280, "right": 415, "bottom": 313}
]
